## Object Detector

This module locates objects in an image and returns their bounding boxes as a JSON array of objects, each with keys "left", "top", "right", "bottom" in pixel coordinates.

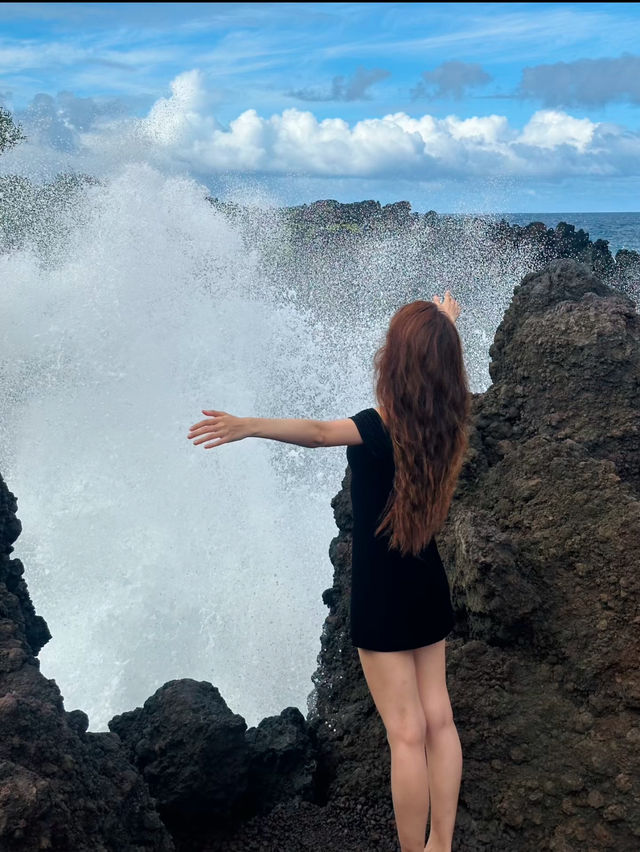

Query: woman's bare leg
[
  {"left": 357, "top": 647, "right": 429, "bottom": 852},
  {"left": 413, "top": 641, "right": 461, "bottom": 852}
]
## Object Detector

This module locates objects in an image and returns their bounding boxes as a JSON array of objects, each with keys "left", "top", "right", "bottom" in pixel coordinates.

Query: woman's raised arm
[{"left": 187, "top": 409, "right": 363, "bottom": 449}]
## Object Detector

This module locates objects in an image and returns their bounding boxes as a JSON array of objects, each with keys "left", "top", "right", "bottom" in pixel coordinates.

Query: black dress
[{"left": 346, "top": 408, "right": 455, "bottom": 652}]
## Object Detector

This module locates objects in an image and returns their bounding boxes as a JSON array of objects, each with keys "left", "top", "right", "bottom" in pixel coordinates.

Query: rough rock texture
[
  {"left": 308, "top": 259, "right": 640, "bottom": 851},
  {"left": 0, "top": 476, "right": 174, "bottom": 851},
  {"left": 110, "top": 681, "right": 319, "bottom": 844},
  {"left": 244, "top": 706, "right": 318, "bottom": 814},
  {"left": 109, "top": 679, "right": 250, "bottom": 831},
  {"left": 485, "top": 260, "right": 639, "bottom": 488}
]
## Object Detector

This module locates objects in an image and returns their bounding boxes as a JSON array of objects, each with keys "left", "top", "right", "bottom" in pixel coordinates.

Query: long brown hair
[{"left": 374, "top": 300, "right": 470, "bottom": 556}]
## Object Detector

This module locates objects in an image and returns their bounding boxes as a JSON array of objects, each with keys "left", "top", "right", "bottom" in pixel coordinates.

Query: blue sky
[{"left": 1, "top": 1, "right": 640, "bottom": 211}]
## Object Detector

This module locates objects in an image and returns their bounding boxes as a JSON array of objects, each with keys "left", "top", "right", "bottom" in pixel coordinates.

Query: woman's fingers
[
  {"left": 188, "top": 417, "right": 227, "bottom": 436},
  {"left": 189, "top": 416, "right": 218, "bottom": 430},
  {"left": 433, "top": 289, "right": 461, "bottom": 322},
  {"left": 188, "top": 423, "right": 221, "bottom": 441},
  {"left": 188, "top": 410, "right": 226, "bottom": 430},
  {"left": 192, "top": 431, "right": 226, "bottom": 446},
  {"left": 191, "top": 434, "right": 216, "bottom": 445},
  {"left": 433, "top": 291, "right": 454, "bottom": 305},
  {"left": 188, "top": 423, "right": 219, "bottom": 437}
]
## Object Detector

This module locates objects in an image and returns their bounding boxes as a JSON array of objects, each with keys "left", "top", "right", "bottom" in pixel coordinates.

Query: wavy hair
[{"left": 374, "top": 300, "right": 470, "bottom": 556}]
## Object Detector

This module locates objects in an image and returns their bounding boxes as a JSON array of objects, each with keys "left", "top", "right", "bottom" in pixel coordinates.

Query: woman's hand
[
  {"left": 187, "top": 410, "right": 250, "bottom": 449},
  {"left": 432, "top": 290, "right": 461, "bottom": 323}
]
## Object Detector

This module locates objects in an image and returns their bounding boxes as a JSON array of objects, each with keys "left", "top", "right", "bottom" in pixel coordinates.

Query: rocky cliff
[{"left": 0, "top": 257, "right": 638, "bottom": 851}]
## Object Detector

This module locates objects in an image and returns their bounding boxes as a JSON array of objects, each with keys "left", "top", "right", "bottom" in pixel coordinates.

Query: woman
[{"left": 187, "top": 291, "right": 469, "bottom": 852}]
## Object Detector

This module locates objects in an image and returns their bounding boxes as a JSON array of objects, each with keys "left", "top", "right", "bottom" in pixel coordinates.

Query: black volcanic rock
[
  {"left": 0, "top": 488, "right": 50, "bottom": 656},
  {"left": 109, "top": 682, "right": 319, "bottom": 842},
  {"left": 245, "top": 706, "right": 318, "bottom": 813},
  {"left": 486, "top": 259, "right": 639, "bottom": 488},
  {"left": 455, "top": 260, "right": 640, "bottom": 643},
  {"left": 109, "top": 679, "right": 250, "bottom": 831},
  {"left": 0, "top": 476, "right": 174, "bottom": 852},
  {"left": 492, "top": 218, "right": 622, "bottom": 283}
]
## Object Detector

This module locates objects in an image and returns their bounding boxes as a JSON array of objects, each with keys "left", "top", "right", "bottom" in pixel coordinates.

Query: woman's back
[{"left": 346, "top": 407, "right": 455, "bottom": 652}]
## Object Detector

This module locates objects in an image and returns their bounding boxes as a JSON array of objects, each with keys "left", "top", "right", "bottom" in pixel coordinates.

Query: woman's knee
[
  {"left": 422, "top": 697, "right": 455, "bottom": 736},
  {"left": 385, "top": 712, "right": 427, "bottom": 748}
]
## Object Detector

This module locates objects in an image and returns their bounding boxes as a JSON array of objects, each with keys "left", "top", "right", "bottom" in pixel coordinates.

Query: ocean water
[
  {"left": 0, "top": 174, "right": 637, "bottom": 733},
  {"left": 503, "top": 212, "right": 640, "bottom": 256}
]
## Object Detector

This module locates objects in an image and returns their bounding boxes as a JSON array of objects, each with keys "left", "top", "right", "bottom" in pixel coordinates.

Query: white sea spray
[{"left": 0, "top": 165, "right": 543, "bottom": 729}]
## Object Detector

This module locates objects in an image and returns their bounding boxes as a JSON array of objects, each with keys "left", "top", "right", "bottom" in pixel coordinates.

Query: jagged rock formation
[
  {"left": 244, "top": 705, "right": 317, "bottom": 814},
  {"left": 310, "top": 258, "right": 640, "bottom": 851},
  {"left": 109, "top": 680, "right": 317, "bottom": 841},
  {"left": 0, "top": 478, "right": 174, "bottom": 851},
  {"left": 109, "top": 680, "right": 251, "bottom": 832}
]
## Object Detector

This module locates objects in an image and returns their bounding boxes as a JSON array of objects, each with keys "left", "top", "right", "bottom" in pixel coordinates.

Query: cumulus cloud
[
  {"left": 290, "top": 66, "right": 390, "bottom": 102},
  {"left": 4, "top": 71, "right": 640, "bottom": 185},
  {"left": 518, "top": 53, "right": 640, "bottom": 107},
  {"left": 412, "top": 61, "right": 492, "bottom": 100},
  {"left": 517, "top": 110, "right": 596, "bottom": 152},
  {"left": 123, "top": 75, "right": 635, "bottom": 181}
]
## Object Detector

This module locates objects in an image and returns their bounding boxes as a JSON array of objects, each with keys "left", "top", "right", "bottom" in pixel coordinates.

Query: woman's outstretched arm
[{"left": 187, "top": 409, "right": 363, "bottom": 449}]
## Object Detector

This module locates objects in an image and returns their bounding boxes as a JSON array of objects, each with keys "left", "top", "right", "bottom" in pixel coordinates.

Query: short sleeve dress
[{"left": 346, "top": 408, "right": 455, "bottom": 651}]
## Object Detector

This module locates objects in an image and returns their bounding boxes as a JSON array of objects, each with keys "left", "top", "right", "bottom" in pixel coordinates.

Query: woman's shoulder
[
  {"left": 349, "top": 407, "right": 391, "bottom": 456},
  {"left": 373, "top": 407, "right": 388, "bottom": 428}
]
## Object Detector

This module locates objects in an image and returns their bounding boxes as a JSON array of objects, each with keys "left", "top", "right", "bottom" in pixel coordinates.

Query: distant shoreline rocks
[{"left": 208, "top": 196, "right": 640, "bottom": 302}]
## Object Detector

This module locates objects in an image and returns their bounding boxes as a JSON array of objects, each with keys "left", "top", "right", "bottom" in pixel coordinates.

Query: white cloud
[
  {"left": 4, "top": 71, "right": 640, "bottom": 185},
  {"left": 518, "top": 111, "right": 596, "bottom": 152}
]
